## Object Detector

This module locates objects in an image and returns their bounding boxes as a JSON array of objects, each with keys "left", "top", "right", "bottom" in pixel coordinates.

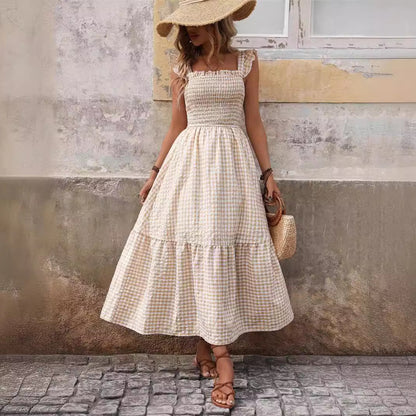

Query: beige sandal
[{"left": 210, "top": 347, "right": 235, "bottom": 409}]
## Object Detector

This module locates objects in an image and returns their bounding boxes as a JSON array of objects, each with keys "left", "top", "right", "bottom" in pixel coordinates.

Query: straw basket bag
[{"left": 260, "top": 169, "right": 296, "bottom": 260}]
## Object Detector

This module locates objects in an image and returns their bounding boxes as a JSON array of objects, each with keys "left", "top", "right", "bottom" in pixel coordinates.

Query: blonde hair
[{"left": 171, "top": 17, "right": 238, "bottom": 109}]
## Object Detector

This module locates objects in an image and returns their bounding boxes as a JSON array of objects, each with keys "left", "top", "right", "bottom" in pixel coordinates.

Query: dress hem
[{"left": 99, "top": 310, "right": 295, "bottom": 346}]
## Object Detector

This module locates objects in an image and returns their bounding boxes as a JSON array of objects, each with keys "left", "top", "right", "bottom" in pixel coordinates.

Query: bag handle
[{"left": 261, "top": 169, "right": 286, "bottom": 227}]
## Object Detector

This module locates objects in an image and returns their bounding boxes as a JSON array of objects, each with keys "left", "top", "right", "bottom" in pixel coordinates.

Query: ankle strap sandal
[{"left": 210, "top": 349, "right": 235, "bottom": 409}]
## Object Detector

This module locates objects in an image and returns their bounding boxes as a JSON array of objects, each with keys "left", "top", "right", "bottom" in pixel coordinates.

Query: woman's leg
[
  {"left": 195, "top": 337, "right": 218, "bottom": 377},
  {"left": 210, "top": 343, "right": 235, "bottom": 406}
]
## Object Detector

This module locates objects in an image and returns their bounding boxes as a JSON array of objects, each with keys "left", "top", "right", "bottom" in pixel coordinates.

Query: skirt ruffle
[{"left": 100, "top": 228, "right": 294, "bottom": 345}]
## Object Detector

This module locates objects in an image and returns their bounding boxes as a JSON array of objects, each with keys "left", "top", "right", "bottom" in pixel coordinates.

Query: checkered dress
[{"left": 100, "top": 49, "right": 294, "bottom": 345}]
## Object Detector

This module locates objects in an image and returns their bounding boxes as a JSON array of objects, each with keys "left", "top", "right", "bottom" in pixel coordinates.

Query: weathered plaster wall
[
  {"left": 0, "top": 0, "right": 56, "bottom": 176},
  {"left": 0, "top": 0, "right": 415, "bottom": 354},
  {"left": 1, "top": 0, "right": 415, "bottom": 180}
]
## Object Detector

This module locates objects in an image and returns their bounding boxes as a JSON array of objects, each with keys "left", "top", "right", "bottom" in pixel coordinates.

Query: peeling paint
[
  {"left": 258, "top": 59, "right": 416, "bottom": 103},
  {"left": 323, "top": 60, "right": 394, "bottom": 78}
]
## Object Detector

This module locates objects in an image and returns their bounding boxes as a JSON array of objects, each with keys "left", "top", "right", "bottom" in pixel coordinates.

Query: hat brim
[{"left": 156, "top": 0, "right": 256, "bottom": 37}]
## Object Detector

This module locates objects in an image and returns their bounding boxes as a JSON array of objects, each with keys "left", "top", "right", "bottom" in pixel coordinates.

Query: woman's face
[{"left": 186, "top": 25, "right": 212, "bottom": 46}]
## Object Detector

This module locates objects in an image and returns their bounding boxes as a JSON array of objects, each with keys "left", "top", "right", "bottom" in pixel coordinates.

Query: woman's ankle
[{"left": 210, "top": 344, "right": 228, "bottom": 358}]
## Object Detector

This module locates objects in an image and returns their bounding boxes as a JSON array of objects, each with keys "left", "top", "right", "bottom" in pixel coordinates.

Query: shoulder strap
[
  {"left": 237, "top": 49, "right": 244, "bottom": 73},
  {"left": 241, "top": 49, "right": 257, "bottom": 78},
  {"left": 172, "top": 62, "right": 191, "bottom": 77}
]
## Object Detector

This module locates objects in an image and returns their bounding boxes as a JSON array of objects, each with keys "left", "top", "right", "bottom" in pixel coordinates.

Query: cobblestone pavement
[{"left": 0, "top": 354, "right": 415, "bottom": 415}]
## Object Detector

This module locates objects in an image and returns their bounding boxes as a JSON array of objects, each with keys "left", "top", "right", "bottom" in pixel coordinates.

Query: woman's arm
[
  {"left": 149, "top": 69, "right": 188, "bottom": 181},
  {"left": 243, "top": 51, "right": 281, "bottom": 198},
  {"left": 138, "top": 69, "right": 187, "bottom": 203}
]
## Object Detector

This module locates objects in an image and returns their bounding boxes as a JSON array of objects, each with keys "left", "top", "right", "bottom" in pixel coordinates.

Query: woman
[{"left": 100, "top": 0, "right": 294, "bottom": 409}]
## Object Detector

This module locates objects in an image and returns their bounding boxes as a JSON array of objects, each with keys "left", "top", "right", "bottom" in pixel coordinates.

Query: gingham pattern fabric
[{"left": 100, "top": 49, "right": 294, "bottom": 345}]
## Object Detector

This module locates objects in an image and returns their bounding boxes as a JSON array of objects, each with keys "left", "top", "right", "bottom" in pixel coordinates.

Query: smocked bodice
[{"left": 172, "top": 49, "right": 257, "bottom": 129}]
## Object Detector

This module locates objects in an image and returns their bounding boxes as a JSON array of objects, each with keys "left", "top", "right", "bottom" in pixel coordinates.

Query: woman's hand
[
  {"left": 138, "top": 177, "right": 155, "bottom": 204},
  {"left": 265, "top": 173, "right": 281, "bottom": 199}
]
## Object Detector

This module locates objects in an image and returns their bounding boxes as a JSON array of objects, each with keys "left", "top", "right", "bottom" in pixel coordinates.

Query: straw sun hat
[{"left": 156, "top": 0, "right": 257, "bottom": 37}]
